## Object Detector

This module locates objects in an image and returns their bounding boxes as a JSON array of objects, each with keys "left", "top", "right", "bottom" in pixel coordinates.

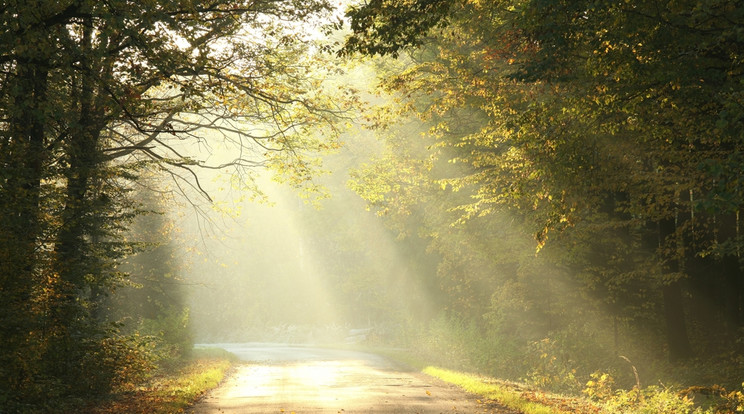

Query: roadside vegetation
[
  {"left": 424, "top": 365, "right": 744, "bottom": 414},
  {"left": 4, "top": 1, "right": 744, "bottom": 413},
  {"left": 424, "top": 366, "right": 597, "bottom": 414},
  {"left": 371, "top": 341, "right": 744, "bottom": 414},
  {"left": 336, "top": 1, "right": 744, "bottom": 413},
  {"left": 87, "top": 348, "right": 236, "bottom": 414},
  {"left": 0, "top": 1, "right": 347, "bottom": 411}
]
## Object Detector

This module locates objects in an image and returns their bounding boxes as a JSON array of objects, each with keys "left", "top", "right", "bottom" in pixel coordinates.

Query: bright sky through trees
[{"left": 2, "top": 1, "right": 744, "bottom": 412}]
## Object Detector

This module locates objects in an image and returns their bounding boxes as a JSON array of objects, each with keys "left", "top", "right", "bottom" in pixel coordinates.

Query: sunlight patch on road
[
  {"left": 231, "top": 360, "right": 372, "bottom": 405},
  {"left": 290, "top": 362, "right": 341, "bottom": 387},
  {"left": 224, "top": 365, "right": 279, "bottom": 398}
]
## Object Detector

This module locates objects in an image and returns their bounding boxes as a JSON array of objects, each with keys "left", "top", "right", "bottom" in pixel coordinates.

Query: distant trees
[
  {"left": 109, "top": 185, "right": 191, "bottom": 360},
  {"left": 0, "top": 0, "right": 347, "bottom": 409},
  {"left": 341, "top": 0, "right": 744, "bottom": 377}
]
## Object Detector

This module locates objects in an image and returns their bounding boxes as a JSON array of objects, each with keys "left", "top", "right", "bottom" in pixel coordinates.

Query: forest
[{"left": 2, "top": 0, "right": 744, "bottom": 413}]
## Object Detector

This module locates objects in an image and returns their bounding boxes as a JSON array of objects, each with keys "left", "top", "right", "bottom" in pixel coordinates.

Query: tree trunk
[
  {"left": 47, "top": 19, "right": 106, "bottom": 378},
  {"left": 661, "top": 280, "right": 693, "bottom": 361},
  {"left": 719, "top": 212, "right": 743, "bottom": 327},
  {"left": 658, "top": 217, "right": 694, "bottom": 362},
  {"left": 0, "top": 62, "right": 49, "bottom": 393}
]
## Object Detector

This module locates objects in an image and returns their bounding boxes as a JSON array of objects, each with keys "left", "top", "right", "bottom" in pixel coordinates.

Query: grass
[
  {"left": 89, "top": 347, "right": 237, "bottom": 414},
  {"left": 345, "top": 344, "right": 602, "bottom": 413},
  {"left": 422, "top": 366, "right": 602, "bottom": 414}
]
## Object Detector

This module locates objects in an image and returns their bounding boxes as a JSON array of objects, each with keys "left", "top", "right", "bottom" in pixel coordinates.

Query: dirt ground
[{"left": 188, "top": 343, "right": 511, "bottom": 413}]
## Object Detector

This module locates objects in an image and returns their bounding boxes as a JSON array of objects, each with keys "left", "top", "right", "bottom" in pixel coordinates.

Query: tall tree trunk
[
  {"left": 48, "top": 19, "right": 105, "bottom": 378},
  {"left": 0, "top": 62, "right": 49, "bottom": 393},
  {"left": 658, "top": 217, "right": 694, "bottom": 362},
  {"left": 720, "top": 212, "right": 743, "bottom": 327},
  {"left": 661, "top": 280, "right": 693, "bottom": 361}
]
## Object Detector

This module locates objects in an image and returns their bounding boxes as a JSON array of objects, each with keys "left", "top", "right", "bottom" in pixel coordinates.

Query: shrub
[
  {"left": 584, "top": 372, "right": 713, "bottom": 414},
  {"left": 680, "top": 383, "right": 744, "bottom": 413},
  {"left": 523, "top": 338, "right": 582, "bottom": 394},
  {"left": 77, "top": 333, "right": 158, "bottom": 394},
  {"left": 583, "top": 371, "right": 616, "bottom": 402},
  {"left": 137, "top": 307, "right": 192, "bottom": 363},
  {"left": 605, "top": 385, "right": 702, "bottom": 414}
]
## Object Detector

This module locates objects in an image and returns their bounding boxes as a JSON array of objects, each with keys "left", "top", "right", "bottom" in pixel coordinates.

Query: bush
[
  {"left": 584, "top": 372, "right": 712, "bottom": 414},
  {"left": 420, "top": 315, "right": 476, "bottom": 370},
  {"left": 137, "top": 307, "right": 192, "bottom": 363},
  {"left": 76, "top": 333, "right": 158, "bottom": 394},
  {"left": 606, "top": 385, "right": 702, "bottom": 414},
  {"left": 680, "top": 383, "right": 744, "bottom": 413},
  {"left": 715, "top": 383, "right": 744, "bottom": 413},
  {"left": 522, "top": 338, "right": 582, "bottom": 394}
]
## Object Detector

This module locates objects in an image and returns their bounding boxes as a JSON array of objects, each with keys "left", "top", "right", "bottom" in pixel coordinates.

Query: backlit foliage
[
  {"left": 0, "top": 0, "right": 349, "bottom": 410},
  {"left": 342, "top": 0, "right": 744, "bottom": 407}
]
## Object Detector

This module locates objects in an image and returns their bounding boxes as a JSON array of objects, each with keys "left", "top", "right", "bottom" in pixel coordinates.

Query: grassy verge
[
  {"left": 346, "top": 345, "right": 601, "bottom": 413},
  {"left": 89, "top": 347, "right": 237, "bottom": 414},
  {"left": 423, "top": 366, "right": 602, "bottom": 414}
]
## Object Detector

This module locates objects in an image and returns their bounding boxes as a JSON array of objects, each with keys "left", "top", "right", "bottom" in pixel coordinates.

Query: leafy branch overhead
[
  {"left": 341, "top": 0, "right": 744, "bottom": 365},
  {"left": 0, "top": 0, "right": 351, "bottom": 408},
  {"left": 341, "top": 0, "right": 456, "bottom": 57}
]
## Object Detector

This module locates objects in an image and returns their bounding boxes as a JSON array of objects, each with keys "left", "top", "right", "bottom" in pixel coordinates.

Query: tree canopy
[
  {"left": 0, "top": 0, "right": 350, "bottom": 409},
  {"left": 342, "top": 0, "right": 744, "bottom": 367}
]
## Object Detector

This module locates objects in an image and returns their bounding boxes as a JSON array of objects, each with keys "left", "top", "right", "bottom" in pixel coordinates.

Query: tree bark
[{"left": 47, "top": 19, "right": 106, "bottom": 377}]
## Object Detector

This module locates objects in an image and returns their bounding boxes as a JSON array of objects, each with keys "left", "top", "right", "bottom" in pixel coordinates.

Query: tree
[
  {"left": 110, "top": 184, "right": 191, "bottom": 360},
  {"left": 0, "top": 0, "right": 349, "bottom": 407},
  {"left": 340, "top": 0, "right": 744, "bottom": 363}
]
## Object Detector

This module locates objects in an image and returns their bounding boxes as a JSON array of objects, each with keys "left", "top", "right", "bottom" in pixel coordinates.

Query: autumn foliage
[
  {"left": 0, "top": 0, "right": 343, "bottom": 411},
  {"left": 341, "top": 0, "right": 744, "bottom": 409}
]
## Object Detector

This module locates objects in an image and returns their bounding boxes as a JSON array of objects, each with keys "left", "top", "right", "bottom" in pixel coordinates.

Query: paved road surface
[{"left": 188, "top": 343, "right": 510, "bottom": 413}]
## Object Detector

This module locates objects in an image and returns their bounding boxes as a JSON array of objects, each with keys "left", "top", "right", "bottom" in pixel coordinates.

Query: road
[{"left": 188, "top": 343, "right": 512, "bottom": 413}]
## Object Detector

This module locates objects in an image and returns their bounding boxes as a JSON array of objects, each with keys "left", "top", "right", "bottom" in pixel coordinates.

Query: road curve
[{"left": 188, "top": 343, "right": 510, "bottom": 414}]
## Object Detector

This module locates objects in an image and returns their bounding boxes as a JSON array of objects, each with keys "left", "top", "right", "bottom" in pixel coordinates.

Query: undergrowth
[
  {"left": 87, "top": 347, "right": 236, "bottom": 414},
  {"left": 423, "top": 365, "right": 744, "bottom": 414},
  {"left": 424, "top": 366, "right": 601, "bottom": 414},
  {"left": 372, "top": 315, "right": 744, "bottom": 414}
]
